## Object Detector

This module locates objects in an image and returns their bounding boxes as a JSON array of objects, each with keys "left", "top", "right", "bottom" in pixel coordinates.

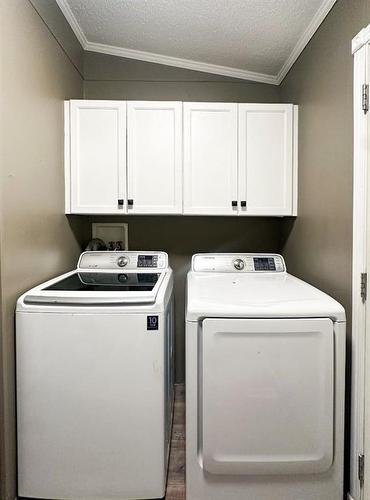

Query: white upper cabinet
[
  {"left": 68, "top": 100, "right": 127, "bottom": 214},
  {"left": 238, "top": 104, "right": 296, "bottom": 216},
  {"left": 127, "top": 102, "right": 182, "bottom": 214},
  {"left": 183, "top": 103, "right": 238, "bottom": 215},
  {"left": 65, "top": 100, "right": 298, "bottom": 216}
]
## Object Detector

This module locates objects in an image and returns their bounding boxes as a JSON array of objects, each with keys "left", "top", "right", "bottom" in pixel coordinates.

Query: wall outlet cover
[{"left": 92, "top": 222, "right": 128, "bottom": 250}]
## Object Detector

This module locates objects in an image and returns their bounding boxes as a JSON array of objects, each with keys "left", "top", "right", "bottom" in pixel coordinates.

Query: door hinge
[
  {"left": 361, "top": 273, "right": 367, "bottom": 301},
  {"left": 362, "top": 84, "right": 369, "bottom": 114},
  {"left": 359, "top": 453, "right": 365, "bottom": 484}
]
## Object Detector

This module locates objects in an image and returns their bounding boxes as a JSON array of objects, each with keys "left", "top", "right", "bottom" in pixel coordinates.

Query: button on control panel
[{"left": 192, "top": 254, "right": 286, "bottom": 273}]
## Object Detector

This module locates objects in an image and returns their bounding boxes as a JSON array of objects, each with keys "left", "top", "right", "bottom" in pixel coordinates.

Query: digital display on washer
[
  {"left": 253, "top": 257, "right": 276, "bottom": 271},
  {"left": 137, "top": 255, "right": 158, "bottom": 268}
]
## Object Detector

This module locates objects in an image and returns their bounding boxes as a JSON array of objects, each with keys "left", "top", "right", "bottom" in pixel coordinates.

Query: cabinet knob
[
  {"left": 231, "top": 200, "right": 238, "bottom": 207},
  {"left": 128, "top": 199, "right": 134, "bottom": 207},
  {"left": 118, "top": 199, "right": 124, "bottom": 206},
  {"left": 241, "top": 201, "right": 247, "bottom": 207}
]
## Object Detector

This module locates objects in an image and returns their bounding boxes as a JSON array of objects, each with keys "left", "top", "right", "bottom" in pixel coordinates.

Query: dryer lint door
[{"left": 200, "top": 317, "right": 334, "bottom": 475}]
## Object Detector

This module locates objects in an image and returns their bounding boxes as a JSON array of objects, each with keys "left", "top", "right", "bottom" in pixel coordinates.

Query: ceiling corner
[{"left": 277, "top": 0, "right": 337, "bottom": 84}]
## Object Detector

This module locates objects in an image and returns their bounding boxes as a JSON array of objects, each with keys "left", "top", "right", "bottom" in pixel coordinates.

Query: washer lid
[
  {"left": 23, "top": 270, "right": 167, "bottom": 305},
  {"left": 186, "top": 272, "right": 345, "bottom": 322},
  {"left": 43, "top": 271, "right": 160, "bottom": 292}
]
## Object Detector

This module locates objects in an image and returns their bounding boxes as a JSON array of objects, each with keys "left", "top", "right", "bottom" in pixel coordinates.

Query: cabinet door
[
  {"left": 238, "top": 104, "right": 294, "bottom": 216},
  {"left": 70, "top": 100, "right": 126, "bottom": 214},
  {"left": 127, "top": 102, "right": 182, "bottom": 214},
  {"left": 183, "top": 103, "right": 238, "bottom": 215}
]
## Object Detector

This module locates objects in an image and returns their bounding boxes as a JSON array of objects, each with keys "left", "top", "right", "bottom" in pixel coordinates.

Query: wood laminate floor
[{"left": 165, "top": 384, "right": 185, "bottom": 500}]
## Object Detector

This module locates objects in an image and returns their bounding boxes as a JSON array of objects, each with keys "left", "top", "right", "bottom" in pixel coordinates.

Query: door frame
[{"left": 351, "top": 24, "right": 370, "bottom": 500}]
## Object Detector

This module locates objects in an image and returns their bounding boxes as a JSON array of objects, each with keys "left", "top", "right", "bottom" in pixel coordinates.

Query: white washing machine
[
  {"left": 186, "top": 253, "right": 346, "bottom": 500},
  {"left": 16, "top": 251, "right": 174, "bottom": 500}
]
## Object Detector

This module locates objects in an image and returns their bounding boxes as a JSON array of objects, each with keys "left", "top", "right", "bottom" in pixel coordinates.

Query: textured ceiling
[{"left": 57, "top": 0, "right": 336, "bottom": 83}]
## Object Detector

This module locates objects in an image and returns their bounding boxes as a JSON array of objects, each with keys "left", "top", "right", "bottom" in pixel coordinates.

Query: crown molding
[
  {"left": 84, "top": 41, "right": 278, "bottom": 84},
  {"left": 56, "top": 0, "right": 337, "bottom": 86},
  {"left": 55, "top": 0, "right": 88, "bottom": 48},
  {"left": 277, "top": 0, "right": 337, "bottom": 84},
  {"left": 352, "top": 24, "right": 370, "bottom": 54}
]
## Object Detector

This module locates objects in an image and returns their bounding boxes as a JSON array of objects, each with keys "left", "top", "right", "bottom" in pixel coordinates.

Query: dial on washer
[{"left": 117, "top": 256, "right": 128, "bottom": 267}]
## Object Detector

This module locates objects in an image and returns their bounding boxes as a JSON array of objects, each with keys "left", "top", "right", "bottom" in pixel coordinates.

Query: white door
[
  {"left": 183, "top": 103, "right": 238, "bottom": 215},
  {"left": 201, "top": 317, "right": 334, "bottom": 475},
  {"left": 352, "top": 33, "right": 370, "bottom": 500},
  {"left": 359, "top": 34, "right": 370, "bottom": 500},
  {"left": 238, "top": 104, "right": 294, "bottom": 215},
  {"left": 127, "top": 102, "right": 182, "bottom": 214},
  {"left": 70, "top": 100, "right": 126, "bottom": 214}
]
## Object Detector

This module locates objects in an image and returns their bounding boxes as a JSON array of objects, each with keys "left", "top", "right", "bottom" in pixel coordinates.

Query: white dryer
[
  {"left": 186, "top": 253, "right": 345, "bottom": 500},
  {"left": 16, "top": 251, "right": 174, "bottom": 500}
]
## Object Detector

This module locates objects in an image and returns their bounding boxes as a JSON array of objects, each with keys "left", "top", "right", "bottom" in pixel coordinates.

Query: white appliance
[
  {"left": 186, "top": 253, "right": 345, "bottom": 500},
  {"left": 16, "top": 251, "right": 174, "bottom": 500}
]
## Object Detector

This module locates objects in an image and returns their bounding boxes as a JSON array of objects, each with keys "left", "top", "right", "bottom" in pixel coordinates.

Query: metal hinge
[
  {"left": 362, "top": 84, "right": 369, "bottom": 114},
  {"left": 361, "top": 273, "right": 367, "bottom": 301},
  {"left": 359, "top": 453, "right": 365, "bottom": 484}
]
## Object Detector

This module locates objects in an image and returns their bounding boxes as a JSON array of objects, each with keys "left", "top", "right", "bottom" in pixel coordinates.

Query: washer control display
[
  {"left": 138, "top": 255, "right": 158, "bottom": 268},
  {"left": 253, "top": 257, "right": 276, "bottom": 271}
]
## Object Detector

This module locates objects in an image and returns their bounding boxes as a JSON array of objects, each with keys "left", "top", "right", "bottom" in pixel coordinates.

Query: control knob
[
  {"left": 117, "top": 256, "right": 128, "bottom": 268},
  {"left": 233, "top": 258, "right": 245, "bottom": 271}
]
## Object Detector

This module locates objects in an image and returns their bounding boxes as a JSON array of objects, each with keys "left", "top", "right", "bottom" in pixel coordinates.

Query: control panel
[
  {"left": 192, "top": 254, "right": 286, "bottom": 273},
  {"left": 78, "top": 251, "right": 168, "bottom": 270}
]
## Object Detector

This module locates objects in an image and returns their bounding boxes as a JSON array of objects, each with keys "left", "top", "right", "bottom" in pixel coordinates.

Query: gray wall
[
  {"left": 82, "top": 52, "right": 283, "bottom": 382},
  {"left": 0, "top": 1, "right": 85, "bottom": 497},
  {"left": 280, "top": 0, "right": 370, "bottom": 335},
  {"left": 83, "top": 51, "right": 281, "bottom": 102},
  {"left": 279, "top": 0, "right": 370, "bottom": 486},
  {"left": 29, "top": 0, "right": 84, "bottom": 75}
]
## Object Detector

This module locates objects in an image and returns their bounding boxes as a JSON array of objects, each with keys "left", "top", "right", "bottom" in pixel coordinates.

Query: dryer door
[{"left": 200, "top": 317, "right": 334, "bottom": 475}]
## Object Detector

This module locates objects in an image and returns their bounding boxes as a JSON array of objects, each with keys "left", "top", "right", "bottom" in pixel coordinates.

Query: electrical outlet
[{"left": 92, "top": 223, "right": 128, "bottom": 250}]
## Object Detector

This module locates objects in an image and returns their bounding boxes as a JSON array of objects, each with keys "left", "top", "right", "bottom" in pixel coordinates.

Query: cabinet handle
[
  {"left": 118, "top": 199, "right": 124, "bottom": 206},
  {"left": 128, "top": 199, "right": 134, "bottom": 206},
  {"left": 241, "top": 201, "right": 247, "bottom": 207},
  {"left": 231, "top": 200, "right": 238, "bottom": 207}
]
